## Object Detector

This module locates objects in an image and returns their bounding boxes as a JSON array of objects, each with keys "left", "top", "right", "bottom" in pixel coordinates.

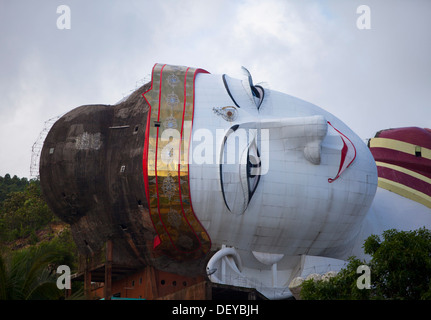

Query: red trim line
[
  {"left": 142, "top": 64, "right": 211, "bottom": 256},
  {"left": 186, "top": 68, "right": 211, "bottom": 254},
  {"left": 328, "top": 121, "right": 357, "bottom": 183},
  {"left": 175, "top": 67, "right": 203, "bottom": 254},
  {"left": 142, "top": 63, "right": 158, "bottom": 206},
  {"left": 154, "top": 65, "right": 176, "bottom": 250}
]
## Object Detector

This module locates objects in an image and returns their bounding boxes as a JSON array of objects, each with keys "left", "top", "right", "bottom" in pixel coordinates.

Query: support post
[
  {"left": 272, "top": 263, "right": 277, "bottom": 287},
  {"left": 84, "top": 254, "right": 92, "bottom": 299},
  {"left": 104, "top": 239, "right": 113, "bottom": 300}
]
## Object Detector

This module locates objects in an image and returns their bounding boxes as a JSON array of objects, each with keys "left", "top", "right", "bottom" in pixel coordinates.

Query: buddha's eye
[
  {"left": 219, "top": 125, "right": 261, "bottom": 215},
  {"left": 247, "top": 139, "right": 261, "bottom": 197},
  {"left": 243, "top": 66, "right": 264, "bottom": 110},
  {"left": 222, "top": 67, "right": 265, "bottom": 110},
  {"left": 250, "top": 85, "right": 264, "bottom": 110}
]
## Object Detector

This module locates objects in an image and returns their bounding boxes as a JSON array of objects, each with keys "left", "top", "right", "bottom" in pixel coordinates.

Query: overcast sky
[{"left": 0, "top": 0, "right": 430, "bottom": 178}]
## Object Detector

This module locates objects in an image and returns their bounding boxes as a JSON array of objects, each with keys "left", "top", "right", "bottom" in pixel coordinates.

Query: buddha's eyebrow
[{"left": 222, "top": 67, "right": 265, "bottom": 111}]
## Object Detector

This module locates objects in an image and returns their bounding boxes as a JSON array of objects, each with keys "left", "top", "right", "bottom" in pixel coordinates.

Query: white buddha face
[{"left": 188, "top": 70, "right": 378, "bottom": 259}]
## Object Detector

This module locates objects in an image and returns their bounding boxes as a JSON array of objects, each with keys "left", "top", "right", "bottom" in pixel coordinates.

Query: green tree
[
  {"left": 300, "top": 257, "right": 371, "bottom": 300},
  {"left": 0, "top": 180, "right": 57, "bottom": 241},
  {"left": 0, "top": 174, "right": 29, "bottom": 205},
  {"left": 0, "top": 174, "right": 82, "bottom": 300},
  {"left": 300, "top": 228, "right": 431, "bottom": 300},
  {"left": 363, "top": 228, "right": 431, "bottom": 299},
  {"left": 0, "top": 243, "right": 66, "bottom": 300}
]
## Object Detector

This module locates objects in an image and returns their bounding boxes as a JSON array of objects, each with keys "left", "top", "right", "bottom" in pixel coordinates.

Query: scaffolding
[
  {"left": 30, "top": 113, "right": 64, "bottom": 179},
  {"left": 117, "top": 76, "right": 151, "bottom": 104},
  {"left": 30, "top": 76, "right": 151, "bottom": 179}
]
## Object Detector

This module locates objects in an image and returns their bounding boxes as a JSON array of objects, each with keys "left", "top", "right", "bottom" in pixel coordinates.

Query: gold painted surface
[{"left": 143, "top": 64, "right": 210, "bottom": 260}]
